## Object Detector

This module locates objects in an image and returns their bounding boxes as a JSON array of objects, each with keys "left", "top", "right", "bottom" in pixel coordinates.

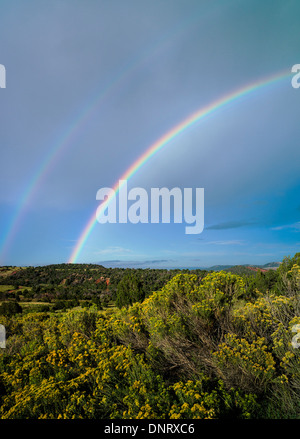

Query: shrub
[{"left": 0, "top": 301, "right": 22, "bottom": 317}]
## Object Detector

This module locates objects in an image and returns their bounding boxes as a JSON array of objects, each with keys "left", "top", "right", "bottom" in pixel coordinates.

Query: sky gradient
[{"left": 0, "top": 0, "right": 299, "bottom": 268}]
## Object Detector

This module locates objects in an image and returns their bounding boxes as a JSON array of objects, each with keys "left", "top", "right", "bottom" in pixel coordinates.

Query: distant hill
[
  {"left": 260, "top": 262, "right": 281, "bottom": 269},
  {"left": 207, "top": 262, "right": 281, "bottom": 275},
  {"left": 207, "top": 265, "right": 234, "bottom": 271}
]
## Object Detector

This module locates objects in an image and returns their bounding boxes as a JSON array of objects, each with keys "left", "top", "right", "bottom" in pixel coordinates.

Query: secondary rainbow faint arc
[
  {"left": 68, "top": 68, "right": 292, "bottom": 263},
  {"left": 0, "top": 7, "right": 212, "bottom": 264}
]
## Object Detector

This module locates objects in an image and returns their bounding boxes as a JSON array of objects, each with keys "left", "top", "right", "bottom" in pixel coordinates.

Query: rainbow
[
  {"left": 0, "top": 8, "right": 208, "bottom": 264},
  {"left": 0, "top": 104, "right": 99, "bottom": 263},
  {"left": 68, "top": 68, "right": 293, "bottom": 264},
  {"left": 0, "top": 47, "right": 172, "bottom": 263}
]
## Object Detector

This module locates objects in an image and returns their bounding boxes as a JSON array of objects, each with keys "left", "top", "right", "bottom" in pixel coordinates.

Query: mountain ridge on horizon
[{"left": 0, "top": 261, "right": 282, "bottom": 271}]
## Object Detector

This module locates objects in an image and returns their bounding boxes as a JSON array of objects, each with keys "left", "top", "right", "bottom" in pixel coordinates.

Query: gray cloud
[
  {"left": 206, "top": 220, "right": 256, "bottom": 230},
  {"left": 271, "top": 222, "right": 300, "bottom": 231},
  {"left": 207, "top": 240, "right": 245, "bottom": 245}
]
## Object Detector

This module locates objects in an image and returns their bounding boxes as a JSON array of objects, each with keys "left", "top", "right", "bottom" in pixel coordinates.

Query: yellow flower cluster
[
  {"left": 168, "top": 380, "right": 217, "bottom": 419},
  {"left": 46, "top": 349, "right": 69, "bottom": 368},
  {"left": 213, "top": 333, "right": 276, "bottom": 389}
]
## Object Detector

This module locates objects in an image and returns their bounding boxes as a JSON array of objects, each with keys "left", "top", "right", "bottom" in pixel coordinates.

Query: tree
[
  {"left": 115, "top": 273, "right": 145, "bottom": 308},
  {"left": 89, "top": 296, "right": 101, "bottom": 310},
  {"left": 0, "top": 301, "right": 22, "bottom": 317},
  {"left": 52, "top": 300, "right": 66, "bottom": 311}
]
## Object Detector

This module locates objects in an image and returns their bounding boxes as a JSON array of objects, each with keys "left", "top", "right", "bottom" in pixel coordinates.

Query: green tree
[
  {"left": 116, "top": 273, "right": 144, "bottom": 308},
  {"left": 0, "top": 301, "right": 22, "bottom": 317}
]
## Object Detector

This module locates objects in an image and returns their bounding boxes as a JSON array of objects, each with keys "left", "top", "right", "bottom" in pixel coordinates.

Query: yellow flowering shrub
[
  {"left": 168, "top": 380, "right": 217, "bottom": 419},
  {"left": 168, "top": 378, "right": 258, "bottom": 419},
  {"left": 213, "top": 334, "right": 276, "bottom": 393},
  {"left": 1, "top": 260, "right": 300, "bottom": 419}
]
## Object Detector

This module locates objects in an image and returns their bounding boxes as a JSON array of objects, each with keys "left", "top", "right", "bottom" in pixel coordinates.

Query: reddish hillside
[{"left": 246, "top": 266, "right": 268, "bottom": 273}]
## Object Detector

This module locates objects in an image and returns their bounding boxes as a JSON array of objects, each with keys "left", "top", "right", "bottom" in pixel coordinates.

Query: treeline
[
  {"left": 0, "top": 256, "right": 295, "bottom": 314},
  {"left": 0, "top": 264, "right": 208, "bottom": 313},
  {"left": 0, "top": 253, "right": 299, "bottom": 419}
]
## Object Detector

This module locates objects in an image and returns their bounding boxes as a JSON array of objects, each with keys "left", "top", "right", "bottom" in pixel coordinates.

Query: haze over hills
[
  {"left": 93, "top": 260, "right": 282, "bottom": 272},
  {"left": 209, "top": 261, "right": 281, "bottom": 272},
  {"left": 0, "top": 260, "right": 282, "bottom": 274}
]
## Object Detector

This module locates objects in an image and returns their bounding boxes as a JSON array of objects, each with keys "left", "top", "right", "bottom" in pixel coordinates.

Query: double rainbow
[
  {"left": 68, "top": 68, "right": 292, "bottom": 263},
  {"left": 0, "top": 8, "right": 207, "bottom": 264}
]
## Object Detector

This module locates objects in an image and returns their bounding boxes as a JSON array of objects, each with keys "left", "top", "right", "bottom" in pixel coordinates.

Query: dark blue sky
[{"left": 0, "top": 0, "right": 299, "bottom": 268}]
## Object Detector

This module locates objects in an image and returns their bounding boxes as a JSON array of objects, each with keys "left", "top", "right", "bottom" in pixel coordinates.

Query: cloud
[
  {"left": 206, "top": 220, "right": 256, "bottom": 230},
  {"left": 207, "top": 240, "right": 245, "bottom": 246},
  {"left": 271, "top": 222, "right": 300, "bottom": 231},
  {"left": 94, "top": 246, "right": 133, "bottom": 255}
]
